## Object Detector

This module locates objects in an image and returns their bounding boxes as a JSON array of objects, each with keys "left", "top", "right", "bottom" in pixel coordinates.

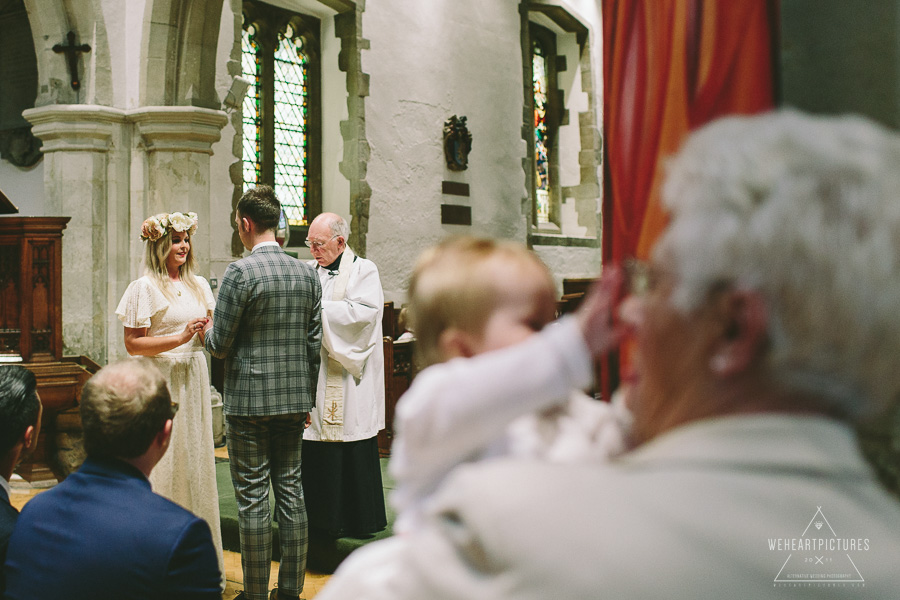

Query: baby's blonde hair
[{"left": 407, "top": 236, "right": 554, "bottom": 367}]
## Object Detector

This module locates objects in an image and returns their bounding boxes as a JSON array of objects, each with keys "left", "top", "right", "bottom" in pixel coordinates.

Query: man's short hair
[
  {"left": 0, "top": 366, "right": 40, "bottom": 456},
  {"left": 237, "top": 185, "right": 281, "bottom": 232},
  {"left": 407, "top": 236, "right": 554, "bottom": 367},
  {"left": 80, "top": 359, "right": 173, "bottom": 459}
]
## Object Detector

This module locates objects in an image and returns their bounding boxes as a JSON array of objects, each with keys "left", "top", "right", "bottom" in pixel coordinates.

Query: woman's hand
[
  {"left": 182, "top": 317, "right": 208, "bottom": 344},
  {"left": 124, "top": 316, "right": 210, "bottom": 357}
]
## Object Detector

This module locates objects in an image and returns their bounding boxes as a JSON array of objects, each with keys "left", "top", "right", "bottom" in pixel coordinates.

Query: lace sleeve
[{"left": 115, "top": 277, "right": 168, "bottom": 328}]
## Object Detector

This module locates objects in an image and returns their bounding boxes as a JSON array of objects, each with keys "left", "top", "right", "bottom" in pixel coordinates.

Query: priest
[{"left": 302, "top": 213, "right": 387, "bottom": 538}]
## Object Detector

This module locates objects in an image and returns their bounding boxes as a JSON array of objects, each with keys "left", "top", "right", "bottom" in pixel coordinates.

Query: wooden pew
[{"left": 378, "top": 335, "right": 415, "bottom": 457}]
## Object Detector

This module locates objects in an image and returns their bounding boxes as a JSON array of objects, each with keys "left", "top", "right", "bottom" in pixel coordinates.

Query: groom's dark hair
[{"left": 237, "top": 185, "right": 281, "bottom": 232}]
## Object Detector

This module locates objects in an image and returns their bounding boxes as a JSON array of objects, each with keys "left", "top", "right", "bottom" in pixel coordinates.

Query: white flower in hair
[
  {"left": 186, "top": 212, "right": 198, "bottom": 235},
  {"left": 139, "top": 211, "right": 199, "bottom": 241},
  {"left": 167, "top": 212, "right": 196, "bottom": 233}
]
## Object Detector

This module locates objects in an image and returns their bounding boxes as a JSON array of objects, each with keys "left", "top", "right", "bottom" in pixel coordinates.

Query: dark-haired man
[
  {"left": 3, "top": 358, "right": 221, "bottom": 600},
  {"left": 0, "top": 366, "right": 41, "bottom": 595},
  {"left": 205, "top": 185, "right": 322, "bottom": 600}
]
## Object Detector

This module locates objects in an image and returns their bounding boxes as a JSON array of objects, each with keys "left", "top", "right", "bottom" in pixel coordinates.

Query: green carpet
[{"left": 216, "top": 457, "right": 395, "bottom": 574}]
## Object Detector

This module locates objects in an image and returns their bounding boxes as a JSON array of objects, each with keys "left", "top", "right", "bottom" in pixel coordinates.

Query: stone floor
[
  {"left": 10, "top": 448, "right": 332, "bottom": 599},
  {"left": 221, "top": 551, "right": 331, "bottom": 599}
]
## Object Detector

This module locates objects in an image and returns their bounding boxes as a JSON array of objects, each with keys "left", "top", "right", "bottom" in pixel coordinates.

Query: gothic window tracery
[{"left": 242, "top": 2, "right": 321, "bottom": 240}]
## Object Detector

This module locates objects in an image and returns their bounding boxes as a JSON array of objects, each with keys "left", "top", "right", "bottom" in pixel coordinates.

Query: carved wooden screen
[{"left": 0, "top": 217, "right": 69, "bottom": 363}]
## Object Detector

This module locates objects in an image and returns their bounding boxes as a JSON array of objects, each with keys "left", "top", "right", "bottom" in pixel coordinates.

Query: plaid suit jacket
[{"left": 206, "top": 245, "right": 322, "bottom": 416}]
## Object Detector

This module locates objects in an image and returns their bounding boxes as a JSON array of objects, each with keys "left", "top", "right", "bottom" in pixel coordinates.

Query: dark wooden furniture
[
  {"left": 378, "top": 301, "right": 417, "bottom": 455},
  {"left": 378, "top": 336, "right": 415, "bottom": 457},
  {"left": 0, "top": 217, "right": 68, "bottom": 362},
  {"left": 562, "top": 277, "right": 595, "bottom": 297},
  {"left": 0, "top": 216, "right": 95, "bottom": 482},
  {"left": 557, "top": 277, "right": 597, "bottom": 316}
]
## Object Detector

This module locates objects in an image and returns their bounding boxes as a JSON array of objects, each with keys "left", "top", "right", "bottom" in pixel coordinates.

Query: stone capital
[
  {"left": 23, "top": 105, "right": 127, "bottom": 153},
  {"left": 128, "top": 107, "right": 228, "bottom": 155}
]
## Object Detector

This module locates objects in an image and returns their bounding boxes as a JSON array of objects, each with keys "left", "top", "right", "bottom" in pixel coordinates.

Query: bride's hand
[{"left": 182, "top": 317, "right": 207, "bottom": 343}]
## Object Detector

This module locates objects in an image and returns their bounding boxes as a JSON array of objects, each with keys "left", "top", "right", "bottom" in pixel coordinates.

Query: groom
[{"left": 205, "top": 185, "right": 322, "bottom": 600}]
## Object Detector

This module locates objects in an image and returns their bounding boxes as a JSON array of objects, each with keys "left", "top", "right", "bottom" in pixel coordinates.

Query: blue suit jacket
[
  {"left": 3, "top": 457, "right": 221, "bottom": 600},
  {"left": 0, "top": 484, "right": 17, "bottom": 595}
]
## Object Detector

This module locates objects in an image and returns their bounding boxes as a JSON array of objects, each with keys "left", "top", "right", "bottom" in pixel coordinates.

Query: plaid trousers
[{"left": 226, "top": 414, "right": 308, "bottom": 600}]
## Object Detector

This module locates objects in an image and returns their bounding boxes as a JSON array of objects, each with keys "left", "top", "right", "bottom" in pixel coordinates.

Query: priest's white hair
[
  {"left": 325, "top": 213, "right": 350, "bottom": 239},
  {"left": 656, "top": 109, "right": 900, "bottom": 417}
]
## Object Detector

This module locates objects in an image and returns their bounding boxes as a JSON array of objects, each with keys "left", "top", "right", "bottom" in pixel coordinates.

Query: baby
[{"left": 390, "top": 236, "right": 631, "bottom": 532}]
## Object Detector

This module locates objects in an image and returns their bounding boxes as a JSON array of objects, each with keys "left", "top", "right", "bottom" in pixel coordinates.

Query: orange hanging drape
[
  {"left": 601, "top": 0, "right": 776, "bottom": 393},
  {"left": 603, "top": 0, "right": 776, "bottom": 264}
]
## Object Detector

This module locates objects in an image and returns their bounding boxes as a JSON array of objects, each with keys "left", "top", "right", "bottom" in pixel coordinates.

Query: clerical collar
[{"left": 323, "top": 253, "right": 343, "bottom": 271}]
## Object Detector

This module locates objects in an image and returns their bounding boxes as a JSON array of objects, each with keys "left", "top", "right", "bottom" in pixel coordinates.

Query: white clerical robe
[{"left": 305, "top": 251, "right": 385, "bottom": 442}]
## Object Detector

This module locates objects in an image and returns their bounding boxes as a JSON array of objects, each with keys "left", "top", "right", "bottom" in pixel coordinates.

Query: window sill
[{"left": 529, "top": 232, "right": 600, "bottom": 248}]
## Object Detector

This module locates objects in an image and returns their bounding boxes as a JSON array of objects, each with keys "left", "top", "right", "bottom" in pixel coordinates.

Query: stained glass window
[
  {"left": 241, "top": 26, "right": 261, "bottom": 192},
  {"left": 241, "top": 3, "right": 320, "bottom": 237},
  {"left": 272, "top": 32, "right": 309, "bottom": 226},
  {"left": 532, "top": 38, "right": 551, "bottom": 225}
]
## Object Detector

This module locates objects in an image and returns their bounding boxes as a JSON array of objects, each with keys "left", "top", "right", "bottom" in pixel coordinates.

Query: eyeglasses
[
  {"left": 305, "top": 234, "right": 339, "bottom": 249},
  {"left": 170, "top": 401, "right": 179, "bottom": 419}
]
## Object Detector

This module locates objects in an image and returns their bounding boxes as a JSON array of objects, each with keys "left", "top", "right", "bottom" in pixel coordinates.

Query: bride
[{"left": 115, "top": 211, "right": 223, "bottom": 575}]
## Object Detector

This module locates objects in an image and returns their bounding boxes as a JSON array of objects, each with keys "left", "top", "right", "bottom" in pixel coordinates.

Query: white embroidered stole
[{"left": 322, "top": 247, "right": 355, "bottom": 441}]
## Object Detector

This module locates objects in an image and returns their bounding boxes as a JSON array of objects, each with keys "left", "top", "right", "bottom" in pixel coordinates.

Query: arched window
[
  {"left": 523, "top": 8, "right": 601, "bottom": 246},
  {"left": 532, "top": 34, "right": 553, "bottom": 226},
  {"left": 242, "top": 1, "right": 321, "bottom": 241},
  {"left": 530, "top": 23, "right": 560, "bottom": 232}
]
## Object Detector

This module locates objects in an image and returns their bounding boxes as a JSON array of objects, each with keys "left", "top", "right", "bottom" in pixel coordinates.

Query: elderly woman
[
  {"left": 317, "top": 110, "right": 900, "bottom": 599},
  {"left": 115, "top": 212, "right": 223, "bottom": 576}
]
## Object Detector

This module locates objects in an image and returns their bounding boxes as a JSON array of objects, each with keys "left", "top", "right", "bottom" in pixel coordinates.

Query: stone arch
[
  {"left": 22, "top": 0, "right": 115, "bottom": 105},
  {"left": 23, "top": 0, "right": 80, "bottom": 105},
  {"left": 141, "top": 0, "right": 224, "bottom": 108}
]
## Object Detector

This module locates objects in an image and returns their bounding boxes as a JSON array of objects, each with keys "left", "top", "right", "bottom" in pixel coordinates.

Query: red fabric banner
[{"left": 601, "top": 0, "right": 776, "bottom": 393}]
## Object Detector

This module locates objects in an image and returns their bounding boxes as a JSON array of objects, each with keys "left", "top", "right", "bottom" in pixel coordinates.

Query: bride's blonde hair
[{"left": 140, "top": 212, "right": 206, "bottom": 305}]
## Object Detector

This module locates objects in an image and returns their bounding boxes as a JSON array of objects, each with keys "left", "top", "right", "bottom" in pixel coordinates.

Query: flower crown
[{"left": 140, "top": 212, "right": 199, "bottom": 242}]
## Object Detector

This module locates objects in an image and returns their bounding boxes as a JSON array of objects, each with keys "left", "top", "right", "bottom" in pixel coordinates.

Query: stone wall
[{"left": 6, "top": 0, "right": 609, "bottom": 365}]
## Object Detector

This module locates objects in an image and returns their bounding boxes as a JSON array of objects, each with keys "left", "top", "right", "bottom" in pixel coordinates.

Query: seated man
[
  {"left": 0, "top": 366, "right": 41, "bottom": 595},
  {"left": 318, "top": 110, "right": 900, "bottom": 598},
  {"left": 4, "top": 358, "right": 221, "bottom": 600}
]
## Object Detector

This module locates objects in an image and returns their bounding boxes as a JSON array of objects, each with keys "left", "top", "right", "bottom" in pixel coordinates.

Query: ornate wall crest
[
  {"left": 443, "top": 115, "right": 472, "bottom": 171},
  {"left": 0, "top": 127, "right": 42, "bottom": 168}
]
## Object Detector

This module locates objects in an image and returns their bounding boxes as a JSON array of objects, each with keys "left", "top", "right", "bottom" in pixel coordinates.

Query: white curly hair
[{"left": 656, "top": 109, "right": 900, "bottom": 418}]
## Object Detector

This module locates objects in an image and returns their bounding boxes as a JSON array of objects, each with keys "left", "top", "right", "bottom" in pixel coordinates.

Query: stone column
[
  {"left": 129, "top": 107, "right": 228, "bottom": 288},
  {"left": 24, "top": 105, "right": 227, "bottom": 365},
  {"left": 23, "top": 105, "right": 128, "bottom": 365}
]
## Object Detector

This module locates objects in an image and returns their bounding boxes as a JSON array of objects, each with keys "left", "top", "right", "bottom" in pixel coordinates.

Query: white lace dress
[{"left": 115, "top": 275, "right": 223, "bottom": 575}]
